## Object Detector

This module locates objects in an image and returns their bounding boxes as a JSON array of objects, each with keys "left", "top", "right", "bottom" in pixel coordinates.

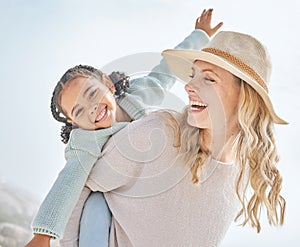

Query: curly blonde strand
[
  {"left": 157, "top": 108, "right": 211, "bottom": 184},
  {"left": 156, "top": 80, "right": 285, "bottom": 232},
  {"left": 235, "top": 80, "right": 286, "bottom": 232}
]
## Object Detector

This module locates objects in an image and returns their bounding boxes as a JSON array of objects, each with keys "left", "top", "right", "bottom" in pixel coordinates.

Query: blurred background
[{"left": 0, "top": 0, "right": 299, "bottom": 246}]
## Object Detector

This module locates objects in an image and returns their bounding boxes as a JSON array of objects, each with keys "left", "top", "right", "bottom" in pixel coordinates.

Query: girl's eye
[
  {"left": 89, "top": 89, "right": 98, "bottom": 99},
  {"left": 75, "top": 108, "right": 84, "bottom": 118}
]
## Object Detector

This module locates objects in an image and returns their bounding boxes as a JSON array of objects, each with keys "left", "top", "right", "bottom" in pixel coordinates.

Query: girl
[
  {"left": 63, "top": 28, "right": 287, "bottom": 246},
  {"left": 26, "top": 9, "right": 223, "bottom": 247}
]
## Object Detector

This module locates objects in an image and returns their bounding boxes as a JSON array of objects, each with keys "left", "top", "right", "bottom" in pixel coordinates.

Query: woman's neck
[{"left": 202, "top": 123, "right": 239, "bottom": 164}]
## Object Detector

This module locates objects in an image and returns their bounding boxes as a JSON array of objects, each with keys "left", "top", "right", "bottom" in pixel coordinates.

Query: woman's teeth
[
  {"left": 189, "top": 100, "right": 208, "bottom": 110},
  {"left": 95, "top": 107, "right": 107, "bottom": 122}
]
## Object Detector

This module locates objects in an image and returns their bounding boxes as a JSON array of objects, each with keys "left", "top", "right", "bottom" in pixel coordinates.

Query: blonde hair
[
  {"left": 160, "top": 80, "right": 285, "bottom": 233},
  {"left": 234, "top": 80, "right": 285, "bottom": 232}
]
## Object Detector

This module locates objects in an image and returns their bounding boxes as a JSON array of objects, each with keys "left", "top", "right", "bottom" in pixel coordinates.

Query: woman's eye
[
  {"left": 204, "top": 77, "right": 216, "bottom": 84},
  {"left": 189, "top": 67, "right": 195, "bottom": 79},
  {"left": 75, "top": 108, "right": 84, "bottom": 118}
]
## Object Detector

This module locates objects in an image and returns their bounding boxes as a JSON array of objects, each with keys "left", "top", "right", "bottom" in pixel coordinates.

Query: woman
[
  {"left": 66, "top": 30, "right": 287, "bottom": 246},
  {"left": 25, "top": 8, "right": 223, "bottom": 247}
]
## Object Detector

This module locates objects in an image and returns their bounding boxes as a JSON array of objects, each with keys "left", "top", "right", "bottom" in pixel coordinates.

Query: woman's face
[
  {"left": 185, "top": 60, "right": 241, "bottom": 130},
  {"left": 59, "top": 75, "right": 117, "bottom": 130}
]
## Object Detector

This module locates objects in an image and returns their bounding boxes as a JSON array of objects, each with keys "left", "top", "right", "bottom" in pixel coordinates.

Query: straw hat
[{"left": 162, "top": 31, "right": 287, "bottom": 124}]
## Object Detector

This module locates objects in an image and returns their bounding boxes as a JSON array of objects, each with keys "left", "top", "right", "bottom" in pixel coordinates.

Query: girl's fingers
[
  {"left": 212, "top": 22, "right": 224, "bottom": 33},
  {"left": 207, "top": 8, "right": 213, "bottom": 19}
]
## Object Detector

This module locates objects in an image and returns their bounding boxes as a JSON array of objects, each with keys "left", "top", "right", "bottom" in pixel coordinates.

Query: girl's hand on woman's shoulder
[{"left": 195, "top": 8, "right": 223, "bottom": 37}]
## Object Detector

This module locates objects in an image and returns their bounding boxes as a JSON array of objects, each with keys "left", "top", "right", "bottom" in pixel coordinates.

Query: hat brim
[{"left": 162, "top": 49, "right": 288, "bottom": 125}]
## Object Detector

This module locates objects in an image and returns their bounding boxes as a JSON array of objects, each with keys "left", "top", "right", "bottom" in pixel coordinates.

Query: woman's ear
[{"left": 102, "top": 74, "right": 115, "bottom": 94}]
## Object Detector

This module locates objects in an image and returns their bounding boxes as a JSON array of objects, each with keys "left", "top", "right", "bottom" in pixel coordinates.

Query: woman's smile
[{"left": 189, "top": 98, "right": 208, "bottom": 112}]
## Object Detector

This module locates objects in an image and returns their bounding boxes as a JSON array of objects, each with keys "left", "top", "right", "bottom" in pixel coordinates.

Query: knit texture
[
  {"left": 85, "top": 114, "right": 240, "bottom": 247},
  {"left": 32, "top": 29, "right": 210, "bottom": 239}
]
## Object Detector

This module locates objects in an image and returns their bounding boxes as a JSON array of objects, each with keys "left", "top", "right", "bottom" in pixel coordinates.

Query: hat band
[{"left": 202, "top": 48, "right": 268, "bottom": 93}]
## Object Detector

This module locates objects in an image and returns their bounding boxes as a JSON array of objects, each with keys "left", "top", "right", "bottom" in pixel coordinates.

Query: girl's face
[
  {"left": 59, "top": 75, "right": 117, "bottom": 130},
  {"left": 185, "top": 60, "right": 241, "bottom": 130}
]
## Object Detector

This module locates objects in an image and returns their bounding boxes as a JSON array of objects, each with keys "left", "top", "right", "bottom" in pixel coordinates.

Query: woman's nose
[{"left": 185, "top": 83, "right": 195, "bottom": 93}]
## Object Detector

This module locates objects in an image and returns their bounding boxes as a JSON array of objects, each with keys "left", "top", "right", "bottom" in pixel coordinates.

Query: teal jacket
[{"left": 32, "top": 30, "right": 210, "bottom": 239}]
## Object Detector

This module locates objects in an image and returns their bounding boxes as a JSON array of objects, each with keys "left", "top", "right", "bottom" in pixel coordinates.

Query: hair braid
[
  {"left": 109, "top": 71, "right": 130, "bottom": 97},
  {"left": 50, "top": 81, "right": 74, "bottom": 144}
]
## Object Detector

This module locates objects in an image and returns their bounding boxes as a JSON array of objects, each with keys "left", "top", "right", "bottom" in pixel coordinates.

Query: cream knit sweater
[{"left": 83, "top": 114, "right": 241, "bottom": 247}]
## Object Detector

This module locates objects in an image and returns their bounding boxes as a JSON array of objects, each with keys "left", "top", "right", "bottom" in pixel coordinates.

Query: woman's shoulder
[
  {"left": 132, "top": 112, "right": 168, "bottom": 128},
  {"left": 104, "top": 112, "right": 178, "bottom": 154},
  {"left": 122, "top": 112, "right": 177, "bottom": 139}
]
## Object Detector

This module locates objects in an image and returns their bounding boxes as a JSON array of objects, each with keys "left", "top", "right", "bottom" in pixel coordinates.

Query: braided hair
[
  {"left": 109, "top": 71, "right": 130, "bottom": 97},
  {"left": 50, "top": 65, "right": 130, "bottom": 144}
]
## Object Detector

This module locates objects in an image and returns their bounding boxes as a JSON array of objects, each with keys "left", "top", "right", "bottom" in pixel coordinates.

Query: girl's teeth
[{"left": 96, "top": 107, "right": 107, "bottom": 122}]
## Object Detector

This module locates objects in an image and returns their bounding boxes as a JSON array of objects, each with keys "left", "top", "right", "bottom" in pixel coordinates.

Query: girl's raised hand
[{"left": 195, "top": 8, "right": 223, "bottom": 37}]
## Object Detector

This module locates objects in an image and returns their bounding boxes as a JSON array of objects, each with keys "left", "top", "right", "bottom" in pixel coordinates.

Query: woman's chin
[{"left": 187, "top": 115, "right": 210, "bottom": 129}]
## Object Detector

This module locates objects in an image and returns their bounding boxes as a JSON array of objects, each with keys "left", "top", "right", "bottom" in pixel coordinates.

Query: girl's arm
[
  {"left": 59, "top": 186, "right": 92, "bottom": 246},
  {"left": 147, "top": 8, "right": 222, "bottom": 91},
  {"left": 117, "top": 9, "right": 222, "bottom": 118},
  {"left": 148, "top": 8, "right": 223, "bottom": 91},
  {"left": 25, "top": 234, "right": 51, "bottom": 247},
  {"left": 26, "top": 124, "right": 127, "bottom": 246},
  {"left": 25, "top": 149, "right": 96, "bottom": 247},
  {"left": 31, "top": 149, "right": 97, "bottom": 239}
]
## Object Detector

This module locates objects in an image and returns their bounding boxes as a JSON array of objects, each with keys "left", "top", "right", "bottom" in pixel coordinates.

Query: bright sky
[{"left": 0, "top": 0, "right": 299, "bottom": 246}]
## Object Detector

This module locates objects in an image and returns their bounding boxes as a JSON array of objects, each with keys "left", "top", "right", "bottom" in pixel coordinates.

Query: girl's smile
[
  {"left": 59, "top": 76, "right": 117, "bottom": 130},
  {"left": 95, "top": 105, "right": 108, "bottom": 123}
]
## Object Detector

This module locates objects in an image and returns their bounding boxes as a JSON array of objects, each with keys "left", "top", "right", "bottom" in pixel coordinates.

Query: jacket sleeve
[
  {"left": 31, "top": 149, "right": 98, "bottom": 239},
  {"left": 117, "top": 30, "right": 210, "bottom": 120}
]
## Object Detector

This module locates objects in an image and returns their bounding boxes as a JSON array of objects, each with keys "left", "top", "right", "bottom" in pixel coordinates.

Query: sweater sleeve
[
  {"left": 59, "top": 186, "right": 91, "bottom": 246},
  {"left": 117, "top": 30, "right": 209, "bottom": 120},
  {"left": 147, "top": 29, "right": 209, "bottom": 91},
  {"left": 31, "top": 124, "right": 127, "bottom": 239},
  {"left": 32, "top": 149, "right": 97, "bottom": 239}
]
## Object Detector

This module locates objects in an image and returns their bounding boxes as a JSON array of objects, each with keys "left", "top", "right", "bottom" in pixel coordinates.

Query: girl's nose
[{"left": 89, "top": 104, "right": 98, "bottom": 116}]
